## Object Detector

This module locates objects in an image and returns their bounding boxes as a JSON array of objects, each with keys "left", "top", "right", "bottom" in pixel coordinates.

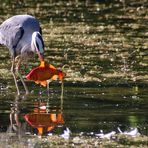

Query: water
[{"left": 0, "top": 0, "right": 147, "bottom": 142}]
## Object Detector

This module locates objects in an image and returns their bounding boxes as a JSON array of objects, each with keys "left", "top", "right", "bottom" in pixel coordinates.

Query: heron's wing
[{"left": 0, "top": 25, "right": 24, "bottom": 56}]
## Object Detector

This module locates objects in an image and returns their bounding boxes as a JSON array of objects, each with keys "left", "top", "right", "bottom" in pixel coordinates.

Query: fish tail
[{"left": 26, "top": 74, "right": 30, "bottom": 80}]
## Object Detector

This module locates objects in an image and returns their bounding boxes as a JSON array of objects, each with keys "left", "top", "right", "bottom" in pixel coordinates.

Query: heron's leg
[
  {"left": 9, "top": 108, "right": 14, "bottom": 128},
  {"left": 15, "top": 58, "right": 29, "bottom": 95},
  {"left": 11, "top": 59, "right": 20, "bottom": 95}
]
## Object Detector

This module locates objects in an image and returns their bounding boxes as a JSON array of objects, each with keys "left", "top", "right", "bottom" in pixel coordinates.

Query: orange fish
[{"left": 26, "top": 61, "right": 65, "bottom": 87}]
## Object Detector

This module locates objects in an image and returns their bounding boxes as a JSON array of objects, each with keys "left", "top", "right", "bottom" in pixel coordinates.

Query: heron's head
[{"left": 31, "top": 32, "right": 44, "bottom": 61}]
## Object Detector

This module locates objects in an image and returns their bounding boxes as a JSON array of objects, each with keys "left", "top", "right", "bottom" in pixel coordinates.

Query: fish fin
[
  {"left": 35, "top": 81, "right": 40, "bottom": 84},
  {"left": 40, "top": 81, "right": 47, "bottom": 87},
  {"left": 40, "top": 61, "right": 56, "bottom": 71},
  {"left": 52, "top": 75, "right": 58, "bottom": 80},
  {"left": 49, "top": 64, "right": 56, "bottom": 70},
  {"left": 34, "top": 80, "right": 47, "bottom": 87}
]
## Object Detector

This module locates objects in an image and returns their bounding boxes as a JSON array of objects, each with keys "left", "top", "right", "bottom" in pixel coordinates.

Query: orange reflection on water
[{"left": 24, "top": 102, "right": 64, "bottom": 135}]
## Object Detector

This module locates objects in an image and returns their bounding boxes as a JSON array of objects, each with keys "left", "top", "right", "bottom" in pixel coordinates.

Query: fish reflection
[{"left": 24, "top": 102, "right": 64, "bottom": 135}]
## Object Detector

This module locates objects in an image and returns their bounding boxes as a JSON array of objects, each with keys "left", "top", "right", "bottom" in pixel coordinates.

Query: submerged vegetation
[{"left": 0, "top": 133, "right": 148, "bottom": 147}]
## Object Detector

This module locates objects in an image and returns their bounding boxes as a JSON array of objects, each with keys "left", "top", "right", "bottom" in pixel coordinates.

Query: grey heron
[{"left": 0, "top": 15, "right": 44, "bottom": 95}]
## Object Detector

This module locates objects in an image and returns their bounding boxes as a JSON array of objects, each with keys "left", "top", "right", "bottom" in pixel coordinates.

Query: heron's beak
[{"left": 37, "top": 51, "right": 44, "bottom": 61}]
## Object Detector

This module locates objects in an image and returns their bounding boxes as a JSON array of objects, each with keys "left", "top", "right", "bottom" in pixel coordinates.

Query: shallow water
[{"left": 0, "top": 0, "right": 147, "bottom": 141}]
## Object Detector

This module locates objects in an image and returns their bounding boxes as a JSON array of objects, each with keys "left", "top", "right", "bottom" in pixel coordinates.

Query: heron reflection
[{"left": 8, "top": 82, "right": 65, "bottom": 136}]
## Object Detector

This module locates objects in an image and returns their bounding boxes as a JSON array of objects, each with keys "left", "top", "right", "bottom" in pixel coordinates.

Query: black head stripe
[{"left": 37, "top": 32, "right": 44, "bottom": 49}]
